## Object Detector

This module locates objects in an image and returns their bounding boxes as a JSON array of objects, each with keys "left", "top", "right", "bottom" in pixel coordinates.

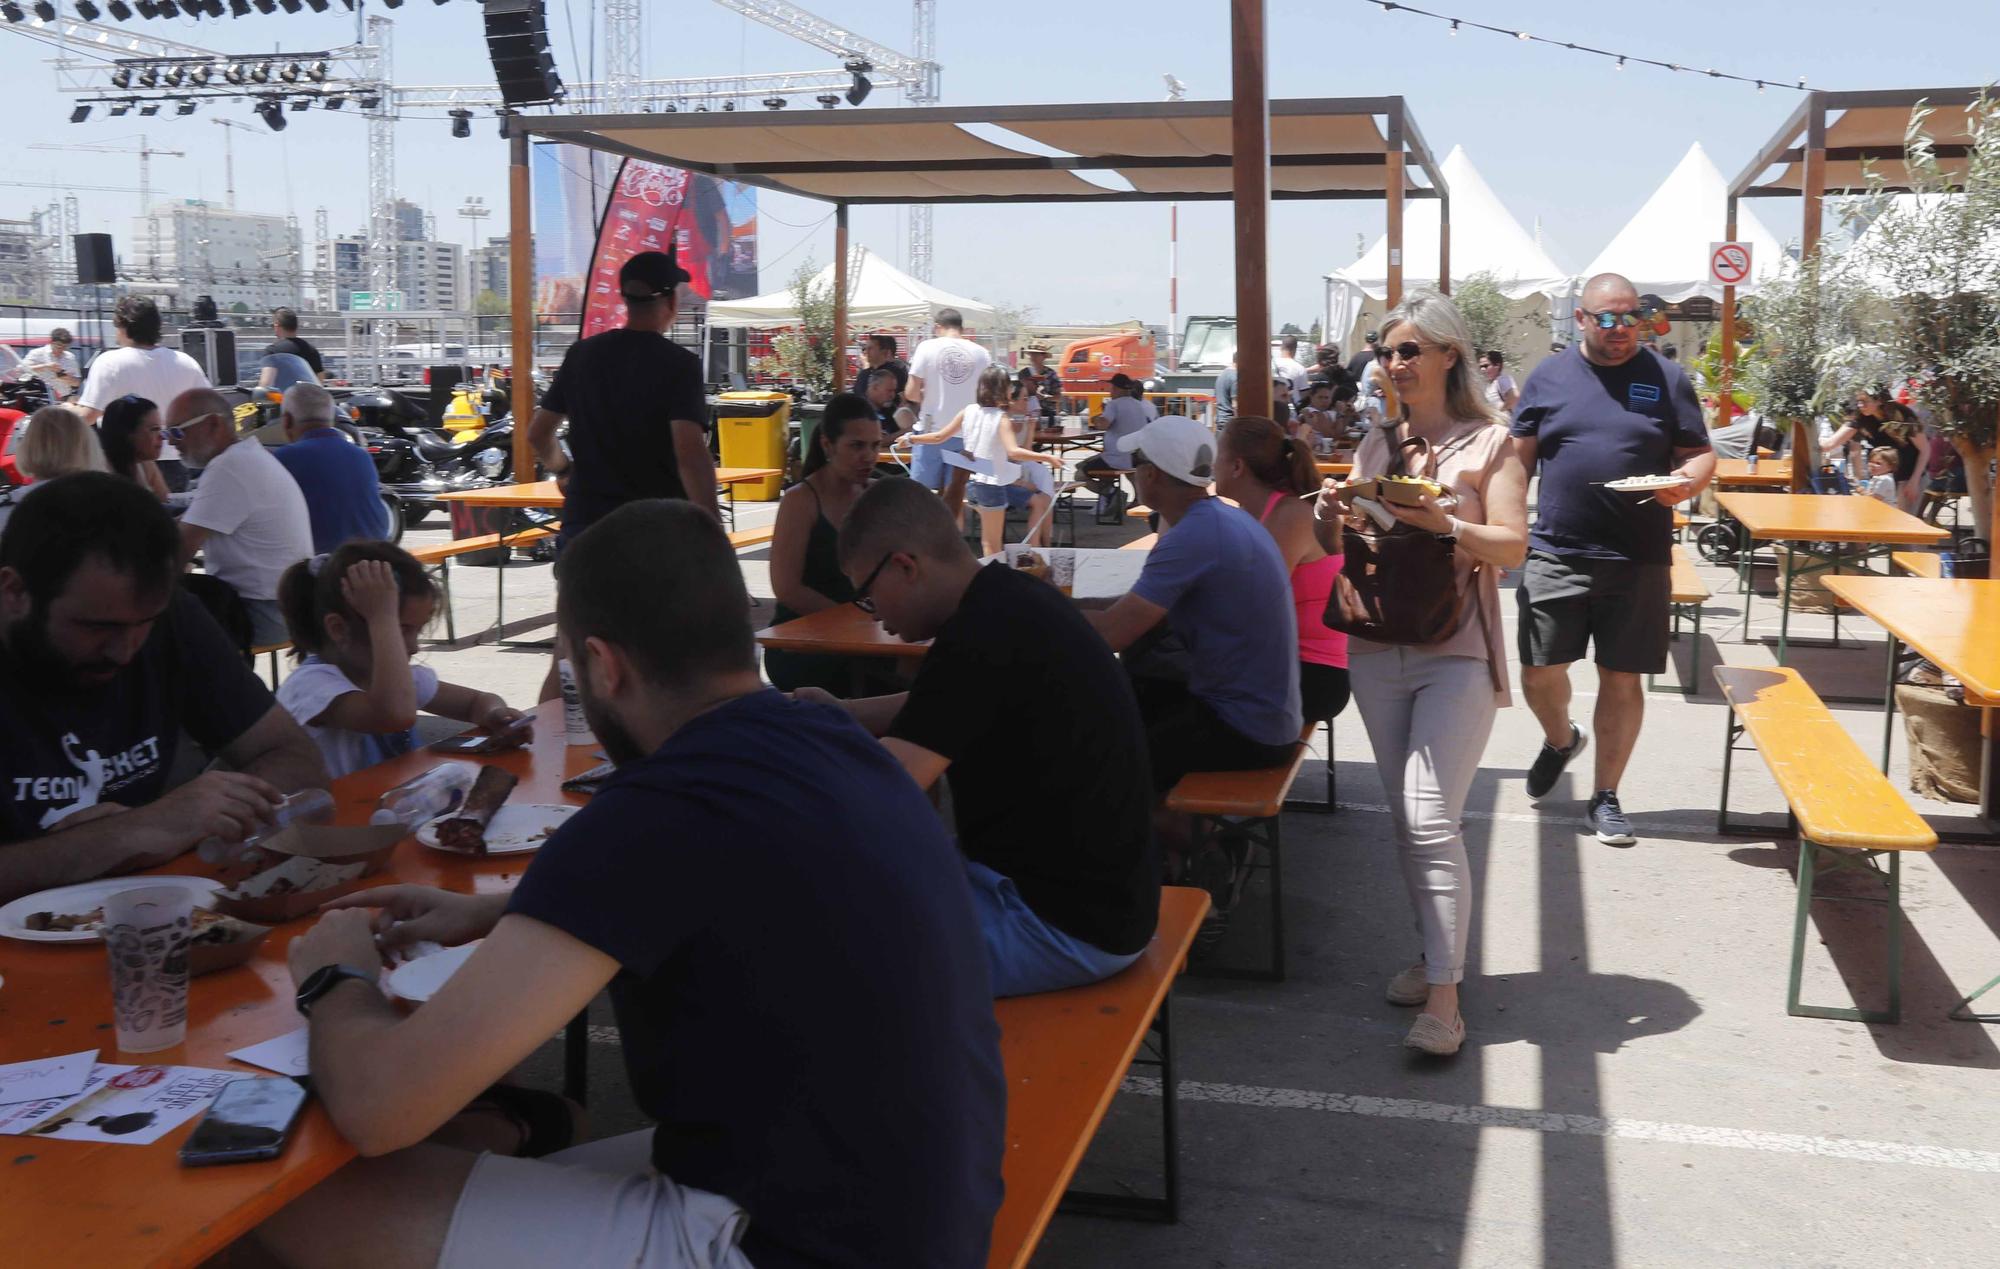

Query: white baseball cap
[{"left": 1117, "top": 415, "right": 1216, "bottom": 487}]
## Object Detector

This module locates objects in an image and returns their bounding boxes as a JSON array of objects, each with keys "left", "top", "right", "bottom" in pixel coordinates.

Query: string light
[{"left": 1366, "top": 1, "right": 1808, "bottom": 92}]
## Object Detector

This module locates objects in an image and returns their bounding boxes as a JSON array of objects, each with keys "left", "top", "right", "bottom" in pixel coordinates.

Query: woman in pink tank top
[{"left": 1214, "top": 415, "right": 1350, "bottom": 724}]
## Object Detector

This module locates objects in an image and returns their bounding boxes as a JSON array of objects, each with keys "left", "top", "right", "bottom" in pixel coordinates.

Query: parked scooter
[{"left": 347, "top": 386, "right": 512, "bottom": 529}]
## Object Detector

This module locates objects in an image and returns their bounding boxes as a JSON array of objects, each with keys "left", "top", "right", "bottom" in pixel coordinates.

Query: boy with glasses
[{"left": 1508, "top": 272, "right": 1715, "bottom": 846}]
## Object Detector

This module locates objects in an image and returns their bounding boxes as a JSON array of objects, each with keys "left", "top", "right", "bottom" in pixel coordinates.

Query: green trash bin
[{"left": 713, "top": 390, "right": 790, "bottom": 501}]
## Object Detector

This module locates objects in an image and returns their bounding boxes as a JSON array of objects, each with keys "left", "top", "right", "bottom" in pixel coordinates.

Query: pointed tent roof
[
  {"left": 1583, "top": 142, "right": 1788, "bottom": 302},
  {"left": 1328, "top": 146, "right": 1572, "bottom": 300},
  {"left": 705, "top": 245, "right": 998, "bottom": 331}
]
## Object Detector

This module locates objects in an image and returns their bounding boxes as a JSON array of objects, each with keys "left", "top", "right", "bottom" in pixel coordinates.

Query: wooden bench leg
[
  {"left": 1058, "top": 989, "right": 1180, "bottom": 1223},
  {"left": 1787, "top": 842, "right": 1902, "bottom": 1024}
]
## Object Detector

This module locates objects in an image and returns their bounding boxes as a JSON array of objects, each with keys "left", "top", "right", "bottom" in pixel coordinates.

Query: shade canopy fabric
[
  {"left": 1584, "top": 142, "right": 1789, "bottom": 302},
  {"left": 1328, "top": 146, "right": 1571, "bottom": 301},
  {"left": 1744, "top": 101, "right": 1977, "bottom": 195},
  {"left": 705, "top": 244, "right": 997, "bottom": 331},
  {"left": 513, "top": 98, "right": 1445, "bottom": 205}
]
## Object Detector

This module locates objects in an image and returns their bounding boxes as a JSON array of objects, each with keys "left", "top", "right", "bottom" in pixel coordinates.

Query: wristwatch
[{"left": 295, "top": 963, "right": 377, "bottom": 1017}]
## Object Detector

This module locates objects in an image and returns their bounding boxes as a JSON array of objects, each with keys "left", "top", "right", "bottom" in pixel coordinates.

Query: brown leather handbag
[{"left": 1322, "top": 424, "right": 1472, "bottom": 646}]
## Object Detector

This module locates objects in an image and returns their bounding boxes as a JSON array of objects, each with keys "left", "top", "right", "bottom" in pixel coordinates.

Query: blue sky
[{"left": 3, "top": 0, "right": 1994, "bottom": 329}]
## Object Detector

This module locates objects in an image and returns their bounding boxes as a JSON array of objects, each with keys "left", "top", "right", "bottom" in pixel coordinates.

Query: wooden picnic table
[
  {"left": 1821, "top": 574, "right": 2000, "bottom": 828},
  {"left": 0, "top": 701, "right": 589, "bottom": 1269},
  {"left": 1711, "top": 456, "right": 1793, "bottom": 489},
  {"left": 1315, "top": 459, "right": 1355, "bottom": 478},
  {"left": 756, "top": 602, "right": 931, "bottom": 659},
  {"left": 1713, "top": 492, "right": 1950, "bottom": 664},
  {"left": 437, "top": 469, "right": 782, "bottom": 510}
]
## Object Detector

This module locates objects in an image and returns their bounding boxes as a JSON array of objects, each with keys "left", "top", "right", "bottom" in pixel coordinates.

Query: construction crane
[
  {"left": 212, "top": 117, "right": 266, "bottom": 210},
  {"left": 27, "top": 135, "right": 185, "bottom": 218}
]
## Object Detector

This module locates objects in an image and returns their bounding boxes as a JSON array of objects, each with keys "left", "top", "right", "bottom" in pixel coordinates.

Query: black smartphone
[
  {"left": 178, "top": 1077, "right": 310, "bottom": 1168},
  {"left": 429, "top": 715, "right": 534, "bottom": 755}
]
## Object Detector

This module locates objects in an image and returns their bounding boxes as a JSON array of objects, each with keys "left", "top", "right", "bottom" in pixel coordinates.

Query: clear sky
[{"left": 3, "top": 0, "right": 1994, "bottom": 330}]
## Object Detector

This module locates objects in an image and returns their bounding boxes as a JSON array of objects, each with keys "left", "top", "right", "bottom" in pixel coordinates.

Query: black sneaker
[
  {"left": 1587, "top": 790, "right": 1637, "bottom": 846},
  {"left": 1525, "top": 722, "right": 1586, "bottom": 801}
]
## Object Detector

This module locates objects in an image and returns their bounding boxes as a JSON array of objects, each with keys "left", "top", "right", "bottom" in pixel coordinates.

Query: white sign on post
[{"left": 1708, "top": 242, "right": 1753, "bottom": 287}]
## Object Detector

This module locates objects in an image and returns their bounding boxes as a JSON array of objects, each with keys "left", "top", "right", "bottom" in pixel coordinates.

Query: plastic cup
[
  {"left": 1051, "top": 548, "right": 1077, "bottom": 590},
  {"left": 557, "top": 658, "right": 597, "bottom": 747},
  {"left": 102, "top": 885, "right": 195, "bottom": 1054}
]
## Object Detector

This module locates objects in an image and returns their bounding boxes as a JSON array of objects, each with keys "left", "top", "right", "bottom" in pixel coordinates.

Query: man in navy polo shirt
[
  {"left": 1510, "top": 272, "right": 1715, "bottom": 847},
  {"left": 273, "top": 381, "right": 389, "bottom": 553}
]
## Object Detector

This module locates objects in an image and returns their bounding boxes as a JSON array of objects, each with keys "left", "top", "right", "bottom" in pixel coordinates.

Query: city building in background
[
  {"left": 0, "top": 219, "right": 42, "bottom": 305},
  {"left": 395, "top": 239, "right": 464, "bottom": 311},
  {"left": 467, "top": 235, "right": 511, "bottom": 305},
  {"left": 129, "top": 200, "right": 303, "bottom": 312}
]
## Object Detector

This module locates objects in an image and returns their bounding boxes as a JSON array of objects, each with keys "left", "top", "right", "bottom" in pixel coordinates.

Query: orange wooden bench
[
  {"left": 987, "top": 886, "right": 1209, "bottom": 1268},
  {"left": 409, "top": 524, "right": 559, "bottom": 644},
  {"left": 1121, "top": 533, "right": 1158, "bottom": 551},
  {"left": 1165, "top": 738, "right": 1312, "bottom": 981},
  {"left": 1649, "top": 544, "right": 1712, "bottom": 697},
  {"left": 1890, "top": 549, "right": 1942, "bottom": 579},
  {"left": 727, "top": 525, "right": 776, "bottom": 551},
  {"left": 1714, "top": 665, "right": 1938, "bottom": 1022}
]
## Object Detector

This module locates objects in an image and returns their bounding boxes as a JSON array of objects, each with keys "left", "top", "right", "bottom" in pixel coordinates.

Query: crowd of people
[{"left": 34, "top": 246, "right": 1983, "bottom": 1264}]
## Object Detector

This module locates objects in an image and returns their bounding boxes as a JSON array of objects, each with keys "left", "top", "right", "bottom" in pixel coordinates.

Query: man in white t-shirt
[
  {"left": 76, "top": 296, "right": 208, "bottom": 491},
  {"left": 20, "top": 329, "right": 81, "bottom": 400},
  {"left": 903, "top": 308, "right": 992, "bottom": 523},
  {"left": 1272, "top": 336, "right": 1311, "bottom": 396},
  {"left": 166, "top": 387, "right": 313, "bottom": 647}
]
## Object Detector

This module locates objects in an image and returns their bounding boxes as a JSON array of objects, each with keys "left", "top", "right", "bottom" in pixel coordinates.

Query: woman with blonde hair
[
  {"left": 0, "top": 406, "right": 111, "bottom": 532},
  {"left": 1314, "top": 289, "right": 1529, "bottom": 1057}
]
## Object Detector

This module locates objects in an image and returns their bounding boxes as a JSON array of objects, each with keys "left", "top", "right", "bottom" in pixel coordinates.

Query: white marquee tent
[
  {"left": 1582, "top": 142, "right": 1789, "bottom": 302},
  {"left": 706, "top": 244, "right": 998, "bottom": 331},
  {"left": 1324, "top": 146, "right": 1572, "bottom": 363},
  {"left": 1837, "top": 193, "right": 1999, "bottom": 298}
]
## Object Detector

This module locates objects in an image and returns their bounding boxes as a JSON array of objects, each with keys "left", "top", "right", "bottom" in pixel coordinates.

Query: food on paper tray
[{"left": 434, "top": 767, "right": 520, "bottom": 857}]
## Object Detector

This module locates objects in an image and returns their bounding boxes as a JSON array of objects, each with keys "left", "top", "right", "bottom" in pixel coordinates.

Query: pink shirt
[{"left": 1260, "top": 491, "right": 1347, "bottom": 669}]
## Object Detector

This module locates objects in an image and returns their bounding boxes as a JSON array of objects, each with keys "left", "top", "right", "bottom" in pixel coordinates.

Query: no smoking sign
[{"left": 1709, "top": 241, "right": 1753, "bottom": 286}]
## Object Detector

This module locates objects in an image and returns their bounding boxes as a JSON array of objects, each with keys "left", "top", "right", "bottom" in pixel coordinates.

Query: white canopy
[
  {"left": 1837, "top": 193, "right": 2000, "bottom": 298},
  {"left": 1327, "top": 146, "right": 1572, "bottom": 301},
  {"left": 1582, "top": 142, "right": 1789, "bottom": 302},
  {"left": 705, "top": 244, "right": 998, "bottom": 331}
]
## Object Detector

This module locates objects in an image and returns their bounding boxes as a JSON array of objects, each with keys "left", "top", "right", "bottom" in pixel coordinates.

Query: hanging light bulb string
[{"left": 1368, "top": 1, "right": 1807, "bottom": 93}]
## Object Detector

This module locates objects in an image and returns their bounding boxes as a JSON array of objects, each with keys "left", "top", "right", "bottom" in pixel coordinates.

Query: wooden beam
[
  {"left": 508, "top": 133, "right": 535, "bottom": 483},
  {"left": 1231, "top": 0, "right": 1272, "bottom": 421},
  {"left": 1437, "top": 192, "right": 1450, "bottom": 297},
  {"left": 1802, "top": 96, "right": 1827, "bottom": 257},
  {"left": 832, "top": 203, "right": 849, "bottom": 395},
  {"left": 1384, "top": 105, "right": 1405, "bottom": 310}
]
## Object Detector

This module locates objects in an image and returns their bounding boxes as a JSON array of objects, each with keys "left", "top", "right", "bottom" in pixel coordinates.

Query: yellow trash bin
[{"left": 713, "top": 390, "right": 790, "bottom": 501}]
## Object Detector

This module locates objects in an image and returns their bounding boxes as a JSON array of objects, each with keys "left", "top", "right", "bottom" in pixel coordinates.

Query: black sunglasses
[
  {"left": 852, "top": 550, "right": 894, "bottom": 614},
  {"left": 1579, "top": 306, "right": 1655, "bottom": 330},
  {"left": 1374, "top": 342, "right": 1429, "bottom": 365}
]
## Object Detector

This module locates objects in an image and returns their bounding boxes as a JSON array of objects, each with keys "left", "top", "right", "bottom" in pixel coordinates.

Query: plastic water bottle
[
  {"left": 370, "top": 762, "right": 481, "bottom": 829},
  {"left": 197, "top": 787, "right": 337, "bottom": 865},
  {"left": 1940, "top": 552, "right": 1956, "bottom": 579},
  {"left": 1746, "top": 449, "right": 1759, "bottom": 474}
]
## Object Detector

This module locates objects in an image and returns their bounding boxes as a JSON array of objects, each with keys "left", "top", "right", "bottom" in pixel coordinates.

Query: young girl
[
  {"left": 276, "top": 541, "right": 530, "bottom": 777},
  {"left": 1860, "top": 446, "right": 1900, "bottom": 505},
  {"left": 904, "top": 365, "right": 1061, "bottom": 556}
]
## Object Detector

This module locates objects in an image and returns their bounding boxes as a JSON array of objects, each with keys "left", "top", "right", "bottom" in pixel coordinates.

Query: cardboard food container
[
  {"left": 212, "top": 822, "right": 402, "bottom": 923},
  {"left": 1337, "top": 476, "right": 1446, "bottom": 508},
  {"left": 187, "top": 916, "right": 273, "bottom": 976}
]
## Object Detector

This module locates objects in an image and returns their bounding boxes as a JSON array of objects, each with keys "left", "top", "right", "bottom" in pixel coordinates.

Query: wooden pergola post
[
  {"left": 1385, "top": 104, "right": 1405, "bottom": 310},
  {"left": 1801, "top": 96, "right": 1827, "bottom": 257},
  {"left": 832, "top": 203, "right": 849, "bottom": 392},
  {"left": 508, "top": 131, "right": 536, "bottom": 481},
  {"left": 1230, "top": 0, "right": 1272, "bottom": 420}
]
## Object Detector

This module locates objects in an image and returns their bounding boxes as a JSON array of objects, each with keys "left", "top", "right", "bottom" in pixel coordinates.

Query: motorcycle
[{"left": 346, "top": 386, "right": 513, "bottom": 531}]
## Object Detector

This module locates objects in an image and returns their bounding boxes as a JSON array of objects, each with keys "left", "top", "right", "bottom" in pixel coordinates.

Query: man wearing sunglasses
[{"left": 1508, "top": 273, "right": 1714, "bottom": 847}]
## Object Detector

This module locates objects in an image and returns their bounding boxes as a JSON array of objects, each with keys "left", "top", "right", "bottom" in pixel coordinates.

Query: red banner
[{"left": 581, "top": 159, "right": 759, "bottom": 339}]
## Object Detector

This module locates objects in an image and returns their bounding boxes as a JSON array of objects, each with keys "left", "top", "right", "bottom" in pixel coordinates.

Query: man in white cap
[{"left": 1086, "top": 414, "right": 1302, "bottom": 795}]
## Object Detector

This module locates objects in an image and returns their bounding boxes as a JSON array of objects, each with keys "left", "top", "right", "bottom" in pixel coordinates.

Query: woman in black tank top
[{"left": 765, "top": 395, "right": 886, "bottom": 693}]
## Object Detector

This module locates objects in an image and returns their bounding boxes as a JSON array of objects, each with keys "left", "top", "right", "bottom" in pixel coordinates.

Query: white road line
[{"left": 1120, "top": 1077, "right": 2000, "bottom": 1175}]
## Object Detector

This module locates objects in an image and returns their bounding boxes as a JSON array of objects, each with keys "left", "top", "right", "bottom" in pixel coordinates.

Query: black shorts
[
  {"left": 1299, "top": 662, "right": 1351, "bottom": 724},
  {"left": 1131, "top": 674, "right": 1296, "bottom": 795},
  {"left": 1515, "top": 550, "right": 1671, "bottom": 674}
]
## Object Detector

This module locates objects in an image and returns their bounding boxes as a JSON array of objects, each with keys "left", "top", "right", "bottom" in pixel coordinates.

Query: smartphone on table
[
  {"left": 429, "top": 715, "right": 535, "bottom": 755},
  {"left": 178, "top": 1077, "right": 310, "bottom": 1167}
]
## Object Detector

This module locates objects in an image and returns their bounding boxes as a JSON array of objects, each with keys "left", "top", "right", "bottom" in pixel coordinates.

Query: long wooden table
[
  {"left": 438, "top": 469, "right": 782, "bottom": 511},
  {"left": 756, "top": 602, "right": 931, "bottom": 659},
  {"left": 1711, "top": 456, "right": 1793, "bottom": 489},
  {"left": 1713, "top": 492, "right": 1950, "bottom": 664},
  {"left": 0, "top": 701, "right": 592, "bottom": 1269}
]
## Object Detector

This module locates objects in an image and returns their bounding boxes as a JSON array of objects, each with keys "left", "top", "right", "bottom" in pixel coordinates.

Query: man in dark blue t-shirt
[
  {"left": 1510, "top": 272, "right": 1714, "bottom": 847},
  {"left": 270, "top": 501, "right": 1006, "bottom": 1269},
  {"left": 273, "top": 382, "right": 390, "bottom": 552}
]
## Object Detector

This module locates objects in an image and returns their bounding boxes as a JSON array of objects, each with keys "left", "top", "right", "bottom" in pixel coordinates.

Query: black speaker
[
  {"left": 482, "top": 0, "right": 564, "bottom": 107},
  {"left": 181, "top": 327, "right": 238, "bottom": 387},
  {"left": 75, "top": 233, "right": 115, "bottom": 286}
]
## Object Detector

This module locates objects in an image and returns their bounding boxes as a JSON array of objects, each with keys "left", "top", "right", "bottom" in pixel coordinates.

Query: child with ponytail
[{"left": 275, "top": 541, "right": 530, "bottom": 777}]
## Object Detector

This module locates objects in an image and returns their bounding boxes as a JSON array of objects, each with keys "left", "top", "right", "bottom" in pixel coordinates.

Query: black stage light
[
  {"left": 0, "top": 4, "right": 28, "bottom": 22},
  {"left": 449, "top": 108, "right": 472, "bottom": 138},
  {"left": 107, "top": 1, "right": 132, "bottom": 16},
  {"left": 163, "top": 66, "right": 184, "bottom": 85},
  {"left": 108, "top": 99, "right": 131, "bottom": 115},
  {"left": 188, "top": 64, "right": 211, "bottom": 84},
  {"left": 70, "top": 103, "right": 91, "bottom": 122},
  {"left": 761, "top": 96, "right": 785, "bottom": 109},
  {"left": 815, "top": 93, "right": 839, "bottom": 109},
  {"left": 248, "top": 63, "right": 269, "bottom": 82},
  {"left": 110, "top": 65, "right": 132, "bottom": 87},
  {"left": 308, "top": 59, "right": 327, "bottom": 80},
  {"left": 33, "top": 2, "right": 56, "bottom": 19},
  {"left": 256, "top": 98, "right": 286, "bottom": 130},
  {"left": 223, "top": 64, "right": 246, "bottom": 83},
  {"left": 323, "top": 93, "right": 344, "bottom": 109},
  {"left": 279, "top": 62, "right": 300, "bottom": 82},
  {"left": 75, "top": 0, "right": 100, "bottom": 17},
  {"left": 138, "top": 102, "right": 159, "bottom": 115},
  {"left": 155, "top": 0, "right": 178, "bottom": 15},
  {"left": 176, "top": 99, "right": 196, "bottom": 114},
  {"left": 137, "top": 67, "right": 158, "bottom": 87}
]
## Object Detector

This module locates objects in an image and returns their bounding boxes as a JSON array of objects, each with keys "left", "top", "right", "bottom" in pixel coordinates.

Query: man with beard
[
  {"left": 0, "top": 473, "right": 326, "bottom": 903},
  {"left": 264, "top": 499, "right": 1005, "bottom": 1269}
]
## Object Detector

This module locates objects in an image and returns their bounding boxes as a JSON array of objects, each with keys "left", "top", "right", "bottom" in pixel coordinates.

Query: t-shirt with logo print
[
  {"left": 906, "top": 335, "right": 992, "bottom": 433},
  {"left": 0, "top": 590, "right": 275, "bottom": 840}
]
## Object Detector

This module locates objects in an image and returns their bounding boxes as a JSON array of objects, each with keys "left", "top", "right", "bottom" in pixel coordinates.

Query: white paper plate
[
  {"left": 1602, "top": 475, "right": 1692, "bottom": 492},
  {"left": 0, "top": 876, "right": 224, "bottom": 944},
  {"left": 385, "top": 941, "right": 480, "bottom": 1003},
  {"left": 415, "top": 803, "right": 579, "bottom": 856}
]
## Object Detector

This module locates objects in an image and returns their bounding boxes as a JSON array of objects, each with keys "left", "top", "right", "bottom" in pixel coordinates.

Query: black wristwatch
[{"left": 295, "top": 964, "right": 377, "bottom": 1017}]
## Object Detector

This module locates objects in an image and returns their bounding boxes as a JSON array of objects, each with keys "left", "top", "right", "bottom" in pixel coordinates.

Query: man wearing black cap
[
  {"left": 1346, "top": 330, "right": 1381, "bottom": 386},
  {"left": 528, "top": 248, "right": 718, "bottom": 542}
]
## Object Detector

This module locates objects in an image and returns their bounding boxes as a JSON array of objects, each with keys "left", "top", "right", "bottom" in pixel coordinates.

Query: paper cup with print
[
  {"left": 557, "top": 658, "right": 596, "bottom": 747},
  {"left": 102, "top": 885, "right": 195, "bottom": 1054}
]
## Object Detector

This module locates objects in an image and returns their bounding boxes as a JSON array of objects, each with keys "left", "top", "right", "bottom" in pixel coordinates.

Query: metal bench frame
[
  {"left": 1058, "top": 995, "right": 1181, "bottom": 1224},
  {"left": 1181, "top": 809, "right": 1286, "bottom": 983}
]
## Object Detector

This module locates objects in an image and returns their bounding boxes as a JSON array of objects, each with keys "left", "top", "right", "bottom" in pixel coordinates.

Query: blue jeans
[
  {"left": 910, "top": 434, "right": 964, "bottom": 491},
  {"left": 964, "top": 860, "right": 1143, "bottom": 997}
]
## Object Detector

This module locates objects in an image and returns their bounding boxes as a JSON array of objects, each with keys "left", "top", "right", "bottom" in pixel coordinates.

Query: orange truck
[{"left": 1056, "top": 329, "right": 1158, "bottom": 394}]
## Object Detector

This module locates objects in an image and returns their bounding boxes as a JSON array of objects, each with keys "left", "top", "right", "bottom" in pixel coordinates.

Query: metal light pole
[{"left": 1164, "top": 73, "right": 1186, "bottom": 371}]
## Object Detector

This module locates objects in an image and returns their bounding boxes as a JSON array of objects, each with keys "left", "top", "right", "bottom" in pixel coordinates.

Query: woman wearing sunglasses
[{"left": 1313, "top": 291, "right": 1529, "bottom": 1056}]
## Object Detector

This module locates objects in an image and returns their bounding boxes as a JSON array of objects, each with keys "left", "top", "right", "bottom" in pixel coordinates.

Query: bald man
[
  {"left": 1509, "top": 272, "right": 1715, "bottom": 847},
  {"left": 168, "top": 387, "right": 314, "bottom": 646}
]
